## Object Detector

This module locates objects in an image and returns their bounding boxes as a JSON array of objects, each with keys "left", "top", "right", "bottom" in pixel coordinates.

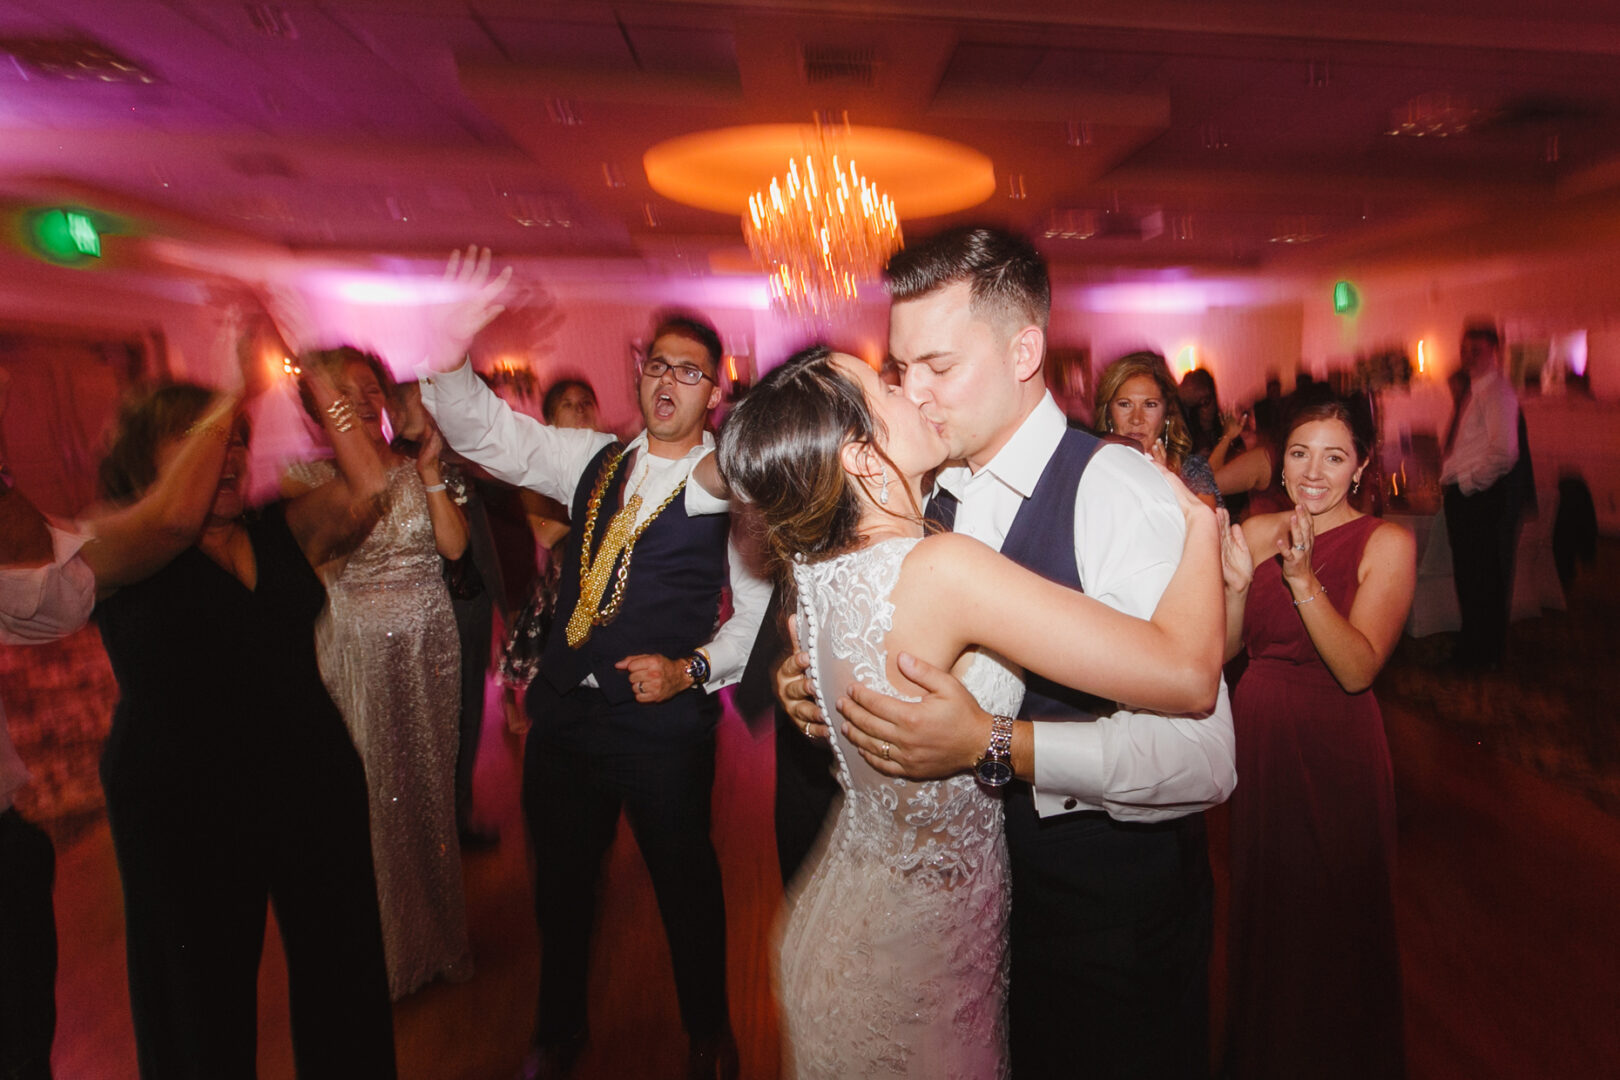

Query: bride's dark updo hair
[{"left": 718, "top": 344, "right": 910, "bottom": 577}]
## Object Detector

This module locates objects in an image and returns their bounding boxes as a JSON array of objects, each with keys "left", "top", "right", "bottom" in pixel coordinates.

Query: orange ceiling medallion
[{"left": 645, "top": 119, "right": 995, "bottom": 319}]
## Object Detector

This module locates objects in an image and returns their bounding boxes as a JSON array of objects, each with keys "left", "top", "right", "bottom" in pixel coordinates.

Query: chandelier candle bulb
[{"left": 742, "top": 125, "right": 905, "bottom": 320}]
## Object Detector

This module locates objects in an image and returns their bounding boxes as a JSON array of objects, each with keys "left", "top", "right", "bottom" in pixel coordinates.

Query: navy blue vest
[
  {"left": 540, "top": 443, "right": 730, "bottom": 704},
  {"left": 927, "top": 427, "right": 1105, "bottom": 721}
]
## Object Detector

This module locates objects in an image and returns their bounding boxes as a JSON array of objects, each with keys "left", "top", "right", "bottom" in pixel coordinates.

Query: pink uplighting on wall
[
  {"left": 1561, "top": 330, "right": 1589, "bottom": 376},
  {"left": 301, "top": 271, "right": 467, "bottom": 307}
]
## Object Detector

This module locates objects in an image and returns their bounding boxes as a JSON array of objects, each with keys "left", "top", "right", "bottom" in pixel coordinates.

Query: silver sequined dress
[
  {"left": 780, "top": 537, "right": 1024, "bottom": 1079},
  {"left": 287, "top": 458, "right": 472, "bottom": 999}
]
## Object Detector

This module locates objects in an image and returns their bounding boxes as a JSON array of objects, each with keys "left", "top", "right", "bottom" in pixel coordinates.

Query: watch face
[{"left": 976, "top": 757, "right": 1014, "bottom": 787}]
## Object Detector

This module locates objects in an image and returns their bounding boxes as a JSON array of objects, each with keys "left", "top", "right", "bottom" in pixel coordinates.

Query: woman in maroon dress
[{"left": 1222, "top": 396, "right": 1416, "bottom": 1079}]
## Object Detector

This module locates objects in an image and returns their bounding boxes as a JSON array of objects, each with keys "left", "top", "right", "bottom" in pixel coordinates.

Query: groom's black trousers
[
  {"left": 1005, "top": 786, "right": 1212, "bottom": 1080},
  {"left": 522, "top": 682, "right": 730, "bottom": 1045}
]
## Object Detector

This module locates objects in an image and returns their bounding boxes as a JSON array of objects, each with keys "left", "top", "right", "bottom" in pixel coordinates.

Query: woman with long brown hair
[
  {"left": 283, "top": 345, "right": 472, "bottom": 1000},
  {"left": 1221, "top": 395, "right": 1416, "bottom": 1079},
  {"left": 713, "top": 344, "right": 1226, "bottom": 1078}
]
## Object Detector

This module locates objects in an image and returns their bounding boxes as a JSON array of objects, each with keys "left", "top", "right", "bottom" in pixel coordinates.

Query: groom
[{"left": 781, "top": 226, "right": 1236, "bottom": 1078}]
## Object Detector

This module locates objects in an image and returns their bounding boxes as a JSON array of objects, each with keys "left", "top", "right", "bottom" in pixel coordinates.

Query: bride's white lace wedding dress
[{"left": 779, "top": 537, "right": 1024, "bottom": 1079}]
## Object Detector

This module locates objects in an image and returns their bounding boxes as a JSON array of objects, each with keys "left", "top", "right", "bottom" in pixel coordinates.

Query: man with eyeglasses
[{"left": 419, "top": 261, "right": 766, "bottom": 1079}]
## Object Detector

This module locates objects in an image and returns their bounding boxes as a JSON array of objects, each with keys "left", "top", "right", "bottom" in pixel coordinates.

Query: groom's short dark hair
[{"left": 884, "top": 226, "right": 1051, "bottom": 332}]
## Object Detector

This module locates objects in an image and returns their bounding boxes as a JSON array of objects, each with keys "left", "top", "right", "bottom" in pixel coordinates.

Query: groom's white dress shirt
[{"left": 934, "top": 393, "right": 1237, "bottom": 822}]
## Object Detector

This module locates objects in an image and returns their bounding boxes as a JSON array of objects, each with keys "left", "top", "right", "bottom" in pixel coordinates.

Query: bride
[{"left": 709, "top": 345, "right": 1224, "bottom": 1078}]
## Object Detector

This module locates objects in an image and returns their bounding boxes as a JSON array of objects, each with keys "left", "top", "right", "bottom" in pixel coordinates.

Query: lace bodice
[
  {"left": 780, "top": 537, "right": 1023, "bottom": 1079},
  {"left": 794, "top": 537, "right": 1023, "bottom": 889}
]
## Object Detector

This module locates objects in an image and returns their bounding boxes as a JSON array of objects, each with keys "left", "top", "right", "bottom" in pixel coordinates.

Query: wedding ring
[
  {"left": 635, "top": 682, "right": 643, "bottom": 694},
  {"left": 880, "top": 741, "right": 892, "bottom": 761},
  {"left": 1293, "top": 542, "right": 1306, "bottom": 550}
]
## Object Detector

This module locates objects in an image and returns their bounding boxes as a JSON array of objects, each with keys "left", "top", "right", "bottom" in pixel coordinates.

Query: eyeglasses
[{"left": 640, "top": 357, "right": 713, "bottom": 386}]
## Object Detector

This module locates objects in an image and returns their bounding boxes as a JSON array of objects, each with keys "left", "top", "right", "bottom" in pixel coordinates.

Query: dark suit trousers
[
  {"left": 772, "top": 706, "right": 839, "bottom": 887},
  {"left": 451, "top": 587, "right": 495, "bottom": 827},
  {"left": 0, "top": 807, "right": 55, "bottom": 1080},
  {"left": 522, "top": 684, "right": 729, "bottom": 1044},
  {"left": 1444, "top": 476, "right": 1521, "bottom": 666},
  {"left": 1005, "top": 788, "right": 1213, "bottom": 1080}
]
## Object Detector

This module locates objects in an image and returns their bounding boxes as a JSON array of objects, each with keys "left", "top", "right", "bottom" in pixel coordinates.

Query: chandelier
[{"left": 742, "top": 120, "right": 903, "bottom": 320}]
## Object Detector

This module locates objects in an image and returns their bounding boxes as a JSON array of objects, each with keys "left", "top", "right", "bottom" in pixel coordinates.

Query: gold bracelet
[{"left": 324, "top": 396, "right": 357, "bottom": 434}]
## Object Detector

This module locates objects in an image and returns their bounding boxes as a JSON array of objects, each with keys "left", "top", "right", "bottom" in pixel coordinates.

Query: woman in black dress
[{"left": 90, "top": 363, "right": 396, "bottom": 1079}]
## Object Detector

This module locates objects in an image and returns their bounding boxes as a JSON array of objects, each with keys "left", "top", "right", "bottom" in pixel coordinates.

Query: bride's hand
[{"left": 426, "top": 245, "right": 514, "bottom": 373}]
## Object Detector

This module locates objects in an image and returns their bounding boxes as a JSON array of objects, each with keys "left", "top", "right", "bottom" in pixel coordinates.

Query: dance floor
[{"left": 43, "top": 550, "right": 1620, "bottom": 1078}]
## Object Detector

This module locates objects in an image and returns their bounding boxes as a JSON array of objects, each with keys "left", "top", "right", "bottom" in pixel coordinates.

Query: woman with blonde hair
[
  {"left": 1094, "top": 350, "right": 1221, "bottom": 509},
  {"left": 283, "top": 345, "right": 472, "bottom": 999}
]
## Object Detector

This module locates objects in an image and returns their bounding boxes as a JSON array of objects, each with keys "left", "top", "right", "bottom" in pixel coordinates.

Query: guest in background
[
  {"left": 1178, "top": 366, "right": 1224, "bottom": 459},
  {"left": 1093, "top": 350, "right": 1221, "bottom": 509},
  {"left": 92, "top": 365, "right": 396, "bottom": 1078},
  {"left": 392, "top": 381, "right": 504, "bottom": 851},
  {"left": 1441, "top": 323, "right": 1522, "bottom": 670},
  {"left": 284, "top": 346, "right": 472, "bottom": 1000},
  {"left": 0, "top": 367, "right": 97, "bottom": 1080},
  {"left": 1221, "top": 395, "right": 1415, "bottom": 1079},
  {"left": 1212, "top": 404, "right": 1290, "bottom": 519}
]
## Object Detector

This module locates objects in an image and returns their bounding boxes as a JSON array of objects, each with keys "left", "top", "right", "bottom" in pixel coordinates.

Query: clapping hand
[
  {"left": 1277, "top": 507, "right": 1315, "bottom": 585},
  {"left": 427, "top": 245, "right": 514, "bottom": 373},
  {"left": 1218, "top": 507, "right": 1253, "bottom": 596}
]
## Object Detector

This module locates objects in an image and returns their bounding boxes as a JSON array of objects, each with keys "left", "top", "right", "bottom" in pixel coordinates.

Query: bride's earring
[
  {"left": 1352, "top": 477, "right": 1361, "bottom": 494},
  {"left": 879, "top": 469, "right": 890, "bottom": 506}
]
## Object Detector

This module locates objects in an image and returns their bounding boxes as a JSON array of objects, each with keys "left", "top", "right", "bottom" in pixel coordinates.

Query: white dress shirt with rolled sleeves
[
  {"left": 417, "top": 360, "right": 768, "bottom": 693},
  {"left": 934, "top": 393, "right": 1237, "bottom": 822}
]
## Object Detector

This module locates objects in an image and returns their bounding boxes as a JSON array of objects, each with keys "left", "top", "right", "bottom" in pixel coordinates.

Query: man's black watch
[
  {"left": 684, "top": 650, "right": 711, "bottom": 688},
  {"left": 975, "top": 714, "right": 1016, "bottom": 788}
]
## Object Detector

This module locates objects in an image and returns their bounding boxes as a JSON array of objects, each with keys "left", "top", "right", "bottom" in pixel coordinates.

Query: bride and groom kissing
[{"left": 735, "top": 226, "right": 1237, "bottom": 1079}]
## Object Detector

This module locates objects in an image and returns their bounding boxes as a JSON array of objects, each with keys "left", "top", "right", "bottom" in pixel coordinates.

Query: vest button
[{"left": 1063, "top": 797, "right": 1078, "bottom": 811}]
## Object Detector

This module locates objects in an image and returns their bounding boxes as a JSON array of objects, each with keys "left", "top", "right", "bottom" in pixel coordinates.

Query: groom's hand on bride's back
[{"left": 839, "top": 653, "right": 990, "bottom": 781}]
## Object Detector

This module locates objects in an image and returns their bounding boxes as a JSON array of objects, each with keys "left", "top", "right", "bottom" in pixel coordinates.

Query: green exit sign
[
  {"left": 30, "top": 208, "right": 102, "bottom": 262},
  {"left": 1333, "top": 280, "right": 1358, "bottom": 314}
]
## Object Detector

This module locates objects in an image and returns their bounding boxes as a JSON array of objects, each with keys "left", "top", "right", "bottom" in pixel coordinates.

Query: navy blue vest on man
[
  {"left": 928, "top": 426, "right": 1212, "bottom": 1080},
  {"left": 536, "top": 443, "right": 730, "bottom": 726}
]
